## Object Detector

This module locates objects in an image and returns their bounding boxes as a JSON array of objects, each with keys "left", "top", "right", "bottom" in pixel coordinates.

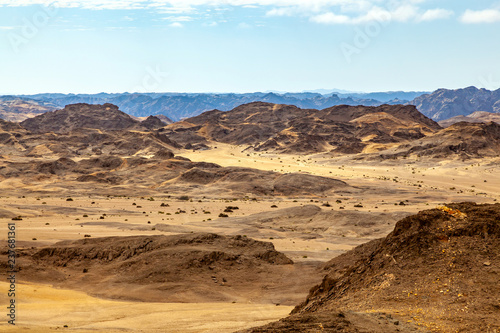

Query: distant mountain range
[
  {"left": 9, "top": 101, "right": 500, "bottom": 160},
  {"left": 4, "top": 91, "right": 421, "bottom": 122},
  {"left": 337, "top": 91, "right": 428, "bottom": 102},
  {"left": 411, "top": 86, "right": 500, "bottom": 121},
  {"left": 1, "top": 86, "right": 499, "bottom": 123}
]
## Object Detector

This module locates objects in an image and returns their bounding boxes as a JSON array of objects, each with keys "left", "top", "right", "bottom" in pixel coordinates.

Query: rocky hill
[
  {"left": 0, "top": 122, "right": 352, "bottom": 197},
  {"left": 439, "top": 111, "right": 500, "bottom": 127},
  {"left": 139, "top": 115, "right": 169, "bottom": 129},
  {"left": 245, "top": 202, "right": 500, "bottom": 332},
  {"left": 20, "top": 103, "right": 143, "bottom": 133},
  {"left": 9, "top": 101, "right": 498, "bottom": 161},
  {"left": 378, "top": 121, "right": 500, "bottom": 160},
  {"left": 0, "top": 96, "right": 57, "bottom": 122},
  {"left": 0, "top": 125, "right": 179, "bottom": 158},
  {"left": 153, "top": 114, "right": 174, "bottom": 124},
  {"left": 162, "top": 102, "right": 441, "bottom": 154},
  {"left": 0, "top": 152, "right": 352, "bottom": 197},
  {"left": 0, "top": 103, "right": 356, "bottom": 197},
  {"left": 410, "top": 87, "right": 500, "bottom": 121},
  {"left": 0, "top": 118, "right": 25, "bottom": 132},
  {"left": 9, "top": 233, "right": 320, "bottom": 304}
]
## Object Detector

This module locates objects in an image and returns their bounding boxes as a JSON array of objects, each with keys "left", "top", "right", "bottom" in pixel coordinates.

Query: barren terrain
[
  {"left": 1, "top": 103, "right": 499, "bottom": 332},
  {"left": 1, "top": 145, "right": 498, "bottom": 331}
]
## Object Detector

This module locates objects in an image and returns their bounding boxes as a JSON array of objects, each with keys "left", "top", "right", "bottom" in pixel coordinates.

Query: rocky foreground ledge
[{"left": 242, "top": 202, "right": 500, "bottom": 333}]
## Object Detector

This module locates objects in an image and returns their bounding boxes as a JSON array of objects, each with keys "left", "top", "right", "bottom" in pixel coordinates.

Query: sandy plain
[{"left": 1, "top": 143, "right": 499, "bottom": 332}]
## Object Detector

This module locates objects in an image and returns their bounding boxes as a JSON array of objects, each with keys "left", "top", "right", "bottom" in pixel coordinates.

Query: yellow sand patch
[
  {"left": 361, "top": 142, "right": 400, "bottom": 153},
  {"left": 350, "top": 112, "right": 413, "bottom": 127},
  {"left": 0, "top": 282, "right": 292, "bottom": 333},
  {"left": 165, "top": 121, "right": 196, "bottom": 130},
  {"left": 437, "top": 206, "right": 467, "bottom": 219},
  {"left": 360, "top": 134, "right": 378, "bottom": 142},
  {"left": 278, "top": 127, "right": 299, "bottom": 137},
  {"left": 28, "top": 145, "right": 54, "bottom": 156}
]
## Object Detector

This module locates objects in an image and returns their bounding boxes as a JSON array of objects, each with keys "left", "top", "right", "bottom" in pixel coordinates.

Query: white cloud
[
  {"left": 265, "top": 2, "right": 347, "bottom": 17},
  {"left": 266, "top": 7, "right": 298, "bottom": 17},
  {"left": 238, "top": 22, "right": 252, "bottom": 29},
  {"left": 169, "top": 22, "right": 183, "bottom": 28},
  {"left": 354, "top": 7, "right": 392, "bottom": 23},
  {"left": 155, "top": 6, "right": 195, "bottom": 14},
  {"left": 311, "top": 9, "right": 392, "bottom": 25},
  {"left": 417, "top": 8, "right": 453, "bottom": 22},
  {"left": 0, "top": 0, "right": 341, "bottom": 9},
  {"left": 310, "top": 4, "right": 454, "bottom": 25},
  {"left": 163, "top": 15, "right": 193, "bottom": 22},
  {"left": 310, "top": 12, "right": 351, "bottom": 24},
  {"left": 0, "top": 0, "right": 418, "bottom": 11},
  {"left": 391, "top": 4, "right": 418, "bottom": 22},
  {"left": 0, "top": 0, "right": 456, "bottom": 25},
  {"left": 460, "top": 9, "right": 500, "bottom": 24}
]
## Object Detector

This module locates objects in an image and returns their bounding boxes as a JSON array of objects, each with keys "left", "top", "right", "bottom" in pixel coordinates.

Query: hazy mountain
[
  {"left": 302, "top": 88, "right": 361, "bottom": 95},
  {"left": 338, "top": 91, "right": 429, "bottom": 103},
  {"left": 409, "top": 86, "right": 500, "bottom": 121},
  {"left": 12, "top": 88, "right": 500, "bottom": 124},
  {"left": 3, "top": 92, "right": 415, "bottom": 122}
]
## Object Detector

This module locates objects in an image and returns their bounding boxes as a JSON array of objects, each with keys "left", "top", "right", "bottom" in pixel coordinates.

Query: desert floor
[
  {"left": 0, "top": 282, "right": 292, "bottom": 332},
  {"left": 1, "top": 145, "right": 499, "bottom": 332}
]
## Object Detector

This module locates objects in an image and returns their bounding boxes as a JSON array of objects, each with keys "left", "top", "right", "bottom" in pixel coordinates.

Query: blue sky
[{"left": 1, "top": 0, "right": 499, "bottom": 94}]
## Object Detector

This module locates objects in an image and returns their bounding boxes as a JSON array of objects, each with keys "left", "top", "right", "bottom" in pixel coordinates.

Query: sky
[{"left": 0, "top": 0, "right": 500, "bottom": 94}]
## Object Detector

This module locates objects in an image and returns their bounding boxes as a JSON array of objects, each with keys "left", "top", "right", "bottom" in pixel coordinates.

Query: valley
[{"left": 0, "top": 102, "right": 499, "bottom": 332}]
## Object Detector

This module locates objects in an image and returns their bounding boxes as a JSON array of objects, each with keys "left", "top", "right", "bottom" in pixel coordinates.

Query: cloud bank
[
  {"left": 0, "top": 0, "right": 497, "bottom": 25},
  {"left": 460, "top": 9, "right": 500, "bottom": 24}
]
